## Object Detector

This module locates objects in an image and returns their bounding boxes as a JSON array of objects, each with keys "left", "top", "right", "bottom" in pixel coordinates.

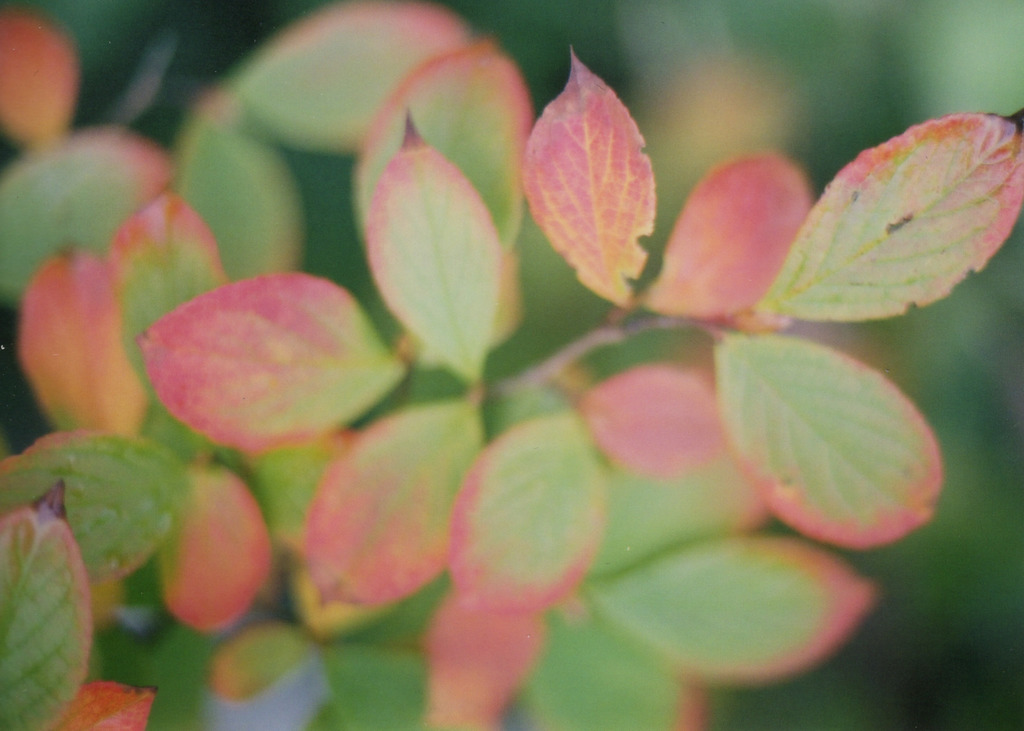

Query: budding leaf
[
  {"left": 366, "top": 132, "right": 503, "bottom": 382},
  {"left": 716, "top": 334, "right": 942, "bottom": 548},
  {"left": 304, "top": 401, "right": 481, "bottom": 605},
  {"left": 140, "top": 273, "right": 404, "bottom": 452},
  {"left": 758, "top": 112, "right": 1024, "bottom": 320},
  {"left": 591, "top": 537, "right": 875, "bottom": 682},
  {"left": 449, "top": 412, "right": 606, "bottom": 612},
  {"left": 523, "top": 52, "right": 655, "bottom": 305},
  {"left": 53, "top": 682, "right": 156, "bottom": 731}
]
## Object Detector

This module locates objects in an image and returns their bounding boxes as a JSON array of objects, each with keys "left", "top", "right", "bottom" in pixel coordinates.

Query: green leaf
[
  {"left": 209, "top": 622, "right": 314, "bottom": 701},
  {"left": 757, "top": 112, "right": 1024, "bottom": 320},
  {"left": 591, "top": 537, "right": 875, "bottom": 682},
  {"left": 174, "top": 107, "right": 302, "bottom": 280},
  {"left": 0, "top": 490, "right": 92, "bottom": 731},
  {"left": 715, "top": 333, "right": 942, "bottom": 548},
  {"left": 366, "top": 129, "right": 503, "bottom": 382},
  {"left": 0, "top": 431, "right": 188, "bottom": 582},
  {"left": 449, "top": 412, "right": 606, "bottom": 611},
  {"left": 323, "top": 644, "right": 426, "bottom": 731},
  {"left": 0, "top": 128, "right": 171, "bottom": 301},
  {"left": 230, "top": 1, "right": 469, "bottom": 151}
]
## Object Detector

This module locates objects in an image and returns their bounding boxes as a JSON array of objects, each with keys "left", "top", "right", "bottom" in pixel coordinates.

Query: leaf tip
[
  {"left": 34, "top": 479, "right": 67, "bottom": 523},
  {"left": 1005, "top": 106, "right": 1024, "bottom": 133},
  {"left": 401, "top": 111, "right": 425, "bottom": 150}
]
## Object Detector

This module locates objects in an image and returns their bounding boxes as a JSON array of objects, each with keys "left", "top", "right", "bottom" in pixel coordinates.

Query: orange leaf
[
  {"left": 54, "top": 682, "right": 156, "bottom": 731},
  {"left": 0, "top": 7, "right": 78, "bottom": 147},
  {"left": 523, "top": 51, "right": 655, "bottom": 305},
  {"left": 645, "top": 154, "right": 812, "bottom": 319}
]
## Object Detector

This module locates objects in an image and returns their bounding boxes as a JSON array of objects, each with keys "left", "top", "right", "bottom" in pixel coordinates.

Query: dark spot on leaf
[
  {"left": 850, "top": 190, "right": 860, "bottom": 203},
  {"left": 886, "top": 213, "right": 914, "bottom": 235}
]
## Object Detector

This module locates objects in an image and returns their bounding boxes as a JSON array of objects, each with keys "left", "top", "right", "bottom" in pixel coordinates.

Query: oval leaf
[
  {"left": 209, "top": 623, "right": 314, "bottom": 701},
  {"left": 366, "top": 129, "right": 503, "bottom": 381},
  {"left": 54, "top": 682, "right": 156, "bottom": 731},
  {"left": 449, "top": 412, "right": 606, "bottom": 612},
  {"left": 579, "top": 364, "right": 724, "bottom": 479},
  {"left": 591, "top": 537, "right": 875, "bottom": 682},
  {"left": 139, "top": 273, "right": 405, "bottom": 452},
  {"left": 0, "top": 490, "right": 92, "bottom": 731},
  {"left": 304, "top": 401, "right": 482, "bottom": 605},
  {"left": 160, "top": 465, "right": 272, "bottom": 632},
  {"left": 523, "top": 51, "right": 655, "bottom": 305},
  {"left": 0, "top": 128, "right": 172, "bottom": 301},
  {"left": 716, "top": 333, "right": 943, "bottom": 548},
  {"left": 757, "top": 112, "right": 1024, "bottom": 320},
  {"left": 0, "top": 431, "right": 188, "bottom": 582},
  {"left": 231, "top": 1, "right": 469, "bottom": 151},
  {"left": 0, "top": 7, "right": 78, "bottom": 147},
  {"left": 645, "top": 153, "right": 813, "bottom": 319}
]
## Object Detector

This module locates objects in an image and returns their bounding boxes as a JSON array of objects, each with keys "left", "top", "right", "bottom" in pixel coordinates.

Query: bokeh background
[{"left": 1, "top": 0, "right": 1022, "bottom": 728}]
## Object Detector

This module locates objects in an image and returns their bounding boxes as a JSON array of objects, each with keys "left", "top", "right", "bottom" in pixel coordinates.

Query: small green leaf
[
  {"left": 758, "top": 112, "right": 1024, "bottom": 320},
  {"left": 715, "top": 333, "right": 942, "bottom": 548},
  {"left": 591, "top": 537, "right": 875, "bottom": 682},
  {"left": 0, "top": 431, "right": 188, "bottom": 582},
  {"left": 209, "top": 622, "right": 314, "bottom": 701},
  {"left": 0, "top": 490, "right": 92, "bottom": 731},
  {"left": 323, "top": 644, "right": 426, "bottom": 731}
]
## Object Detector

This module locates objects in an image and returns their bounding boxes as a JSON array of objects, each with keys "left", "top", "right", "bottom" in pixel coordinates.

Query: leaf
[
  {"left": 174, "top": 101, "right": 303, "bottom": 280},
  {"left": 0, "top": 487, "right": 92, "bottom": 731},
  {"left": 578, "top": 364, "right": 725, "bottom": 479},
  {"left": 53, "top": 682, "right": 156, "bottom": 731},
  {"left": 209, "top": 623, "right": 314, "bottom": 701},
  {"left": 449, "top": 412, "right": 606, "bottom": 612},
  {"left": 644, "top": 153, "right": 813, "bottom": 319},
  {"left": 523, "top": 51, "right": 655, "bottom": 305},
  {"left": 715, "top": 333, "right": 943, "bottom": 548},
  {"left": 304, "top": 400, "right": 482, "bottom": 605},
  {"left": 230, "top": 1, "right": 470, "bottom": 151},
  {"left": 0, "top": 7, "right": 78, "bottom": 147},
  {"left": 160, "top": 465, "right": 272, "bottom": 632},
  {"left": 757, "top": 112, "right": 1024, "bottom": 320},
  {"left": 590, "top": 537, "right": 875, "bottom": 682},
  {"left": 322, "top": 644, "right": 426, "bottom": 731},
  {"left": 366, "top": 127, "right": 503, "bottom": 381},
  {"left": 525, "top": 611, "right": 698, "bottom": 731},
  {"left": 18, "top": 251, "right": 147, "bottom": 435},
  {"left": 425, "top": 592, "right": 545, "bottom": 728},
  {"left": 139, "top": 273, "right": 404, "bottom": 453},
  {"left": 0, "top": 128, "right": 172, "bottom": 301},
  {"left": 0, "top": 431, "right": 188, "bottom": 582},
  {"left": 356, "top": 40, "right": 533, "bottom": 247},
  {"left": 590, "top": 456, "right": 765, "bottom": 578}
]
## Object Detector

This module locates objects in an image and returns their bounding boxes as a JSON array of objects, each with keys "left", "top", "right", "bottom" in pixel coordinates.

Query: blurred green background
[{"left": 0, "top": 0, "right": 1022, "bottom": 728}]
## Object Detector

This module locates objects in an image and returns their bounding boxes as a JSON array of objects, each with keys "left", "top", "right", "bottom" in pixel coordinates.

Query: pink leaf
[{"left": 54, "top": 682, "right": 156, "bottom": 731}]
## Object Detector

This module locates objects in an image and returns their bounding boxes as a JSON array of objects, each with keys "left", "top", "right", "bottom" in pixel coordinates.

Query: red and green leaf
[
  {"left": 523, "top": 52, "right": 655, "bottom": 305},
  {"left": 715, "top": 333, "right": 943, "bottom": 548},
  {"left": 645, "top": 154, "right": 812, "bottom": 319},
  {"left": 140, "top": 273, "right": 404, "bottom": 452},
  {"left": 449, "top": 412, "right": 606, "bottom": 612},
  {"left": 590, "top": 537, "right": 875, "bottom": 682},
  {"left": 160, "top": 465, "right": 272, "bottom": 632},
  {"left": 304, "top": 401, "right": 482, "bottom": 605},
  {"left": 54, "top": 682, "right": 156, "bottom": 731},
  {"left": 757, "top": 112, "right": 1024, "bottom": 320},
  {"left": 209, "top": 623, "right": 314, "bottom": 701}
]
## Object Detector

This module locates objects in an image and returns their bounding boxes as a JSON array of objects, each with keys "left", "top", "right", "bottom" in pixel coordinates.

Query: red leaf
[
  {"left": 523, "top": 52, "right": 655, "bottom": 305},
  {"left": 645, "top": 154, "right": 812, "bottom": 319},
  {"left": 54, "top": 682, "right": 156, "bottom": 731}
]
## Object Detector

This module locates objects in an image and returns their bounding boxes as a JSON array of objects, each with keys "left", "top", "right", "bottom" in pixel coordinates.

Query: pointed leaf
[
  {"left": 209, "top": 623, "right": 314, "bottom": 701},
  {"left": 645, "top": 154, "right": 813, "bottom": 319},
  {"left": 591, "top": 537, "right": 875, "bottom": 682},
  {"left": 366, "top": 131, "right": 503, "bottom": 381},
  {"left": 18, "top": 251, "right": 146, "bottom": 434},
  {"left": 140, "top": 273, "right": 404, "bottom": 452},
  {"left": 523, "top": 52, "right": 655, "bottom": 305},
  {"left": 0, "top": 128, "right": 172, "bottom": 301},
  {"left": 425, "top": 592, "right": 545, "bottom": 728},
  {"left": 160, "top": 465, "right": 271, "bottom": 632},
  {"left": 449, "top": 412, "right": 606, "bottom": 612},
  {"left": 0, "top": 8, "right": 78, "bottom": 147},
  {"left": 0, "top": 431, "right": 188, "bottom": 582},
  {"left": 231, "top": 1, "right": 470, "bottom": 151},
  {"left": 356, "top": 40, "right": 533, "bottom": 247},
  {"left": 579, "top": 364, "right": 724, "bottom": 479},
  {"left": 54, "top": 682, "right": 156, "bottom": 731},
  {"left": 0, "top": 490, "right": 92, "bottom": 731},
  {"left": 175, "top": 102, "right": 303, "bottom": 279},
  {"left": 305, "top": 401, "right": 482, "bottom": 605},
  {"left": 715, "top": 334, "right": 943, "bottom": 548},
  {"left": 758, "top": 112, "right": 1024, "bottom": 320}
]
